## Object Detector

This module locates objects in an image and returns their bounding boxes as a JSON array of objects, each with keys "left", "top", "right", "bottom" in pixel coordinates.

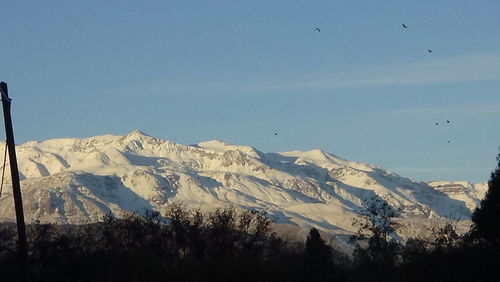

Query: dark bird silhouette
[
  {"left": 402, "top": 24, "right": 407, "bottom": 28},
  {"left": 447, "top": 120, "right": 450, "bottom": 124},
  {"left": 447, "top": 140, "right": 451, "bottom": 144},
  {"left": 274, "top": 132, "right": 278, "bottom": 136},
  {"left": 427, "top": 49, "right": 433, "bottom": 53},
  {"left": 314, "top": 27, "right": 321, "bottom": 32},
  {"left": 435, "top": 122, "right": 439, "bottom": 126}
]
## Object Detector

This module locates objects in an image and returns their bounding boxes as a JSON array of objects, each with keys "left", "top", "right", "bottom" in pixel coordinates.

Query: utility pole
[{"left": 0, "top": 82, "right": 28, "bottom": 264}]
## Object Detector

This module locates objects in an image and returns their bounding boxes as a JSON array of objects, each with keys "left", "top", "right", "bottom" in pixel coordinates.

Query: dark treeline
[{"left": 0, "top": 152, "right": 499, "bottom": 282}]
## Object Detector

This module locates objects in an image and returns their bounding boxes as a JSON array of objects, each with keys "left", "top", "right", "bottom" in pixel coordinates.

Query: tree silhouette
[
  {"left": 471, "top": 151, "right": 500, "bottom": 245},
  {"left": 305, "top": 228, "right": 332, "bottom": 262},
  {"left": 304, "top": 228, "right": 334, "bottom": 282},
  {"left": 350, "top": 196, "right": 402, "bottom": 281}
]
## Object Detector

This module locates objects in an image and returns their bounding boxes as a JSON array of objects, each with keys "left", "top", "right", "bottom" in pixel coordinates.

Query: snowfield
[{"left": 0, "top": 130, "right": 487, "bottom": 241}]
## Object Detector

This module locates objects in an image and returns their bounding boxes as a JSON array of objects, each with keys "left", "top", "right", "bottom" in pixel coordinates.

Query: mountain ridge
[{"left": 0, "top": 130, "right": 487, "bottom": 241}]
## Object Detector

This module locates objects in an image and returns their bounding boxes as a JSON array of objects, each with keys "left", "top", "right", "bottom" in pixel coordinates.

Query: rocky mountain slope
[{"left": 0, "top": 130, "right": 488, "bottom": 240}]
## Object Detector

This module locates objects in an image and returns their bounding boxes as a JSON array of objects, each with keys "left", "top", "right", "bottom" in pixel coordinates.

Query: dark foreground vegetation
[{"left": 1, "top": 153, "right": 499, "bottom": 282}]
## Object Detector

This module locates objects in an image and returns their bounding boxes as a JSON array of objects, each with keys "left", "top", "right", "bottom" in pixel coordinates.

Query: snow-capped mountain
[{"left": 0, "top": 130, "right": 487, "bottom": 239}]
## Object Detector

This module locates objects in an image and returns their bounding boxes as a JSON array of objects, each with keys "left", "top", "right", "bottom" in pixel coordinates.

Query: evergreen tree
[
  {"left": 304, "top": 228, "right": 334, "bottom": 282},
  {"left": 305, "top": 228, "right": 332, "bottom": 263},
  {"left": 471, "top": 151, "right": 500, "bottom": 245}
]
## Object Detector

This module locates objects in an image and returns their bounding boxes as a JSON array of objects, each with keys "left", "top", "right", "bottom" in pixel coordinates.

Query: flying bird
[
  {"left": 314, "top": 27, "right": 321, "bottom": 32},
  {"left": 427, "top": 49, "right": 433, "bottom": 53},
  {"left": 274, "top": 132, "right": 278, "bottom": 136},
  {"left": 446, "top": 120, "right": 450, "bottom": 124},
  {"left": 402, "top": 24, "right": 407, "bottom": 28},
  {"left": 435, "top": 122, "right": 439, "bottom": 126}
]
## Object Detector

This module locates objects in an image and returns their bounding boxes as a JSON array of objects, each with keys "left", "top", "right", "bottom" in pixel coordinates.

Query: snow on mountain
[
  {"left": 427, "top": 181, "right": 488, "bottom": 212},
  {"left": 0, "top": 130, "right": 487, "bottom": 239}
]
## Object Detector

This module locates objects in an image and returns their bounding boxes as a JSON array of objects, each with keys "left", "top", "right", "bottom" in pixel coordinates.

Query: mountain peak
[
  {"left": 198, "top": 139, "right": 229, "bottom": 149},
  {"left": 127, "top": 129, "right": 151, "bottom": 138},
  {"left": 197, "top": 139, "right": 262, "bottom": 159},
  {"left": 120, "top": 130, "right": 160, "bottom": 147},
  {"left": 280, "top": 148, "right": 350, "bottom": 169}
]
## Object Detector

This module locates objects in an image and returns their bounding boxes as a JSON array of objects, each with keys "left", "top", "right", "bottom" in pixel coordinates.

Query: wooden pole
[{"left": 0, "top": 82, "right": 28, "bottom": 263}]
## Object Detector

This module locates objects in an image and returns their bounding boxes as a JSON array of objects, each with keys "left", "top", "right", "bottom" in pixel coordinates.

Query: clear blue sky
[{"left": 1, "top": 0, "right": 499, "bottom": 183}]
